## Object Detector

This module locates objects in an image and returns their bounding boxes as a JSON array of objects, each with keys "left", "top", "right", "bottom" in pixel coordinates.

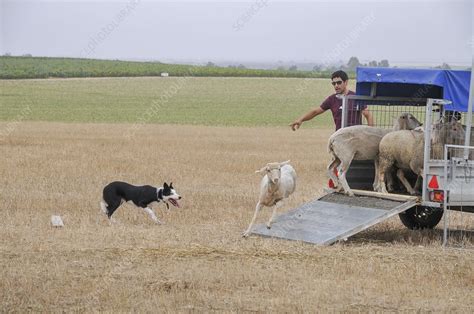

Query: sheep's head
[
  {"left": 256, "top": 160, "right": 290, "bottom": 184},
  {"left": 432, "top": 118, "right": 465, "bottom": 145},
  {"left": 395, "top": 113, "right": 423, "bottom": 130}
]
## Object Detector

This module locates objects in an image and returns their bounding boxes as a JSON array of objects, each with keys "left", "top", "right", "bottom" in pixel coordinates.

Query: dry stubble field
[
  {"left": 1, "top": 76, "right": 473, "bottom": 312},
  {"left": 0, "top": 121, "right": 473, "bottom": 312}
]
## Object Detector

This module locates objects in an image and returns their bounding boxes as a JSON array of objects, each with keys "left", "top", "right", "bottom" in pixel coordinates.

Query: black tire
[{"left": 398, "top": 206, "right": 443, "bottom": 230}]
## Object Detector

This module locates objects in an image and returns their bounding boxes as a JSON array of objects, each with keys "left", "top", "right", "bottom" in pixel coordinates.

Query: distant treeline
[{"left": 0, "top": 56, "right": 354, "bottom": 80}]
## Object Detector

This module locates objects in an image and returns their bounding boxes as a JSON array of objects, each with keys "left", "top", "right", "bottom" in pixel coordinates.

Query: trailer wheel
[{"left": 398, "top": 206, "right": 443, "bottom": 230}]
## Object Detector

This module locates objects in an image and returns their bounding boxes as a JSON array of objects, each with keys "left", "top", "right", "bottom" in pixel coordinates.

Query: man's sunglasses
[{"left": 331, "top": 80, "right": 344, "bottom": 86}]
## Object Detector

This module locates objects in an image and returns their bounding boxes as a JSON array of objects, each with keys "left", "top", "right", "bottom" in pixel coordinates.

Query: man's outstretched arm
[{"left": 289, "top": 107, "right": 325, "bottom": 131}]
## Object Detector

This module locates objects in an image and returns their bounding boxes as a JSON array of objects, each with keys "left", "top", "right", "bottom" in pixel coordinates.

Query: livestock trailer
[
  {"left": 252, "top": 67, "right": 473, "bottom": 246},
  {"left": 344, "top": 67, "right": 474, "bottom": 231}
]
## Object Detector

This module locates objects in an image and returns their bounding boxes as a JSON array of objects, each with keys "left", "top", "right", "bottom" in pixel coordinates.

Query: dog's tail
[{"left": 100, "top": 200, "right": 108, "bottom": 216}]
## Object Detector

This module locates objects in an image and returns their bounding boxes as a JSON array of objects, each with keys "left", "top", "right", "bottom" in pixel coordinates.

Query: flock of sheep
[
  {"left": 243, "top": 113, "right": 466, "bottom": 236},
  {"left": 328, "top": 113, "right": 466, "bottom": 196}
]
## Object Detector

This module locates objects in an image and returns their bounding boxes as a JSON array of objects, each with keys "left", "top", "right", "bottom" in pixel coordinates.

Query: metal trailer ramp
[{"left": 252, "top": 190, "right": 418, "bottom": 245}]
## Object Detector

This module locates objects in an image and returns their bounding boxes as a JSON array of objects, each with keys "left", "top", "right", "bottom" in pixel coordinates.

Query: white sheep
[
  {"left": 431, "top": 118, "right": 467, "bottom": 159},
  {"left": 376, "top": 129, "right": 425, "bottom": 195},
  {"left": 327, "top": 113, "right": 422, "bottom": 196},
  {"left": 242, "top": 160, "right": 296, "bottom": 237},
  {"left": 377, "top": 118, "right": 468, "bottom": 195}
]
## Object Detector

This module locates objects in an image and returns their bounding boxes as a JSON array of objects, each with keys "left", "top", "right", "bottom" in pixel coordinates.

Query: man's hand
[
  {"left": 289, "top": 120, "right": 302, "bottom": 131},
  {"left": 289, "top": 107, "right": 324, "bottom": 131}
]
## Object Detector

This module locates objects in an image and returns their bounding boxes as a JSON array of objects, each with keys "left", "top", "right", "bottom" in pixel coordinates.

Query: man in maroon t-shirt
[{"left": 290, "top": 70, "right": 373, "bottom": 131}]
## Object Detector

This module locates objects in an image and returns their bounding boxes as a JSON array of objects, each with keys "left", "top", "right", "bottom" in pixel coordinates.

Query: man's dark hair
[{"left": 331, "top": 70, "right": 348, "bottom": 82}]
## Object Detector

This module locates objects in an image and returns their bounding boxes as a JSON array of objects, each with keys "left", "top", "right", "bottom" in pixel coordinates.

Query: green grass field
[
  {"left": 0, "top": 56, "right": 342, "bottom": 80},
  {"left": 0, "top": 76, "right": 351, "bottom": 127}
]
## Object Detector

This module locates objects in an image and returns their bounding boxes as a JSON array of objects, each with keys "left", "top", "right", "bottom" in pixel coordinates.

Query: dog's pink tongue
[{"left": 171, "top": 199, "right": 180, "bottom": 208}]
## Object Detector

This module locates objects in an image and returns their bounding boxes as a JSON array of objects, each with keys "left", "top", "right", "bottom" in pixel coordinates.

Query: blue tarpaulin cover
[{"left": 356, "top": 67, "right": 472, "bottom": 112}]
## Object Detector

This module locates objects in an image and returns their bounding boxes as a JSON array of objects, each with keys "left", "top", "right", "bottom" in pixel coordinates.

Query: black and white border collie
[{"left": 100, "top": 181, "right": 181, "bottom": 224}]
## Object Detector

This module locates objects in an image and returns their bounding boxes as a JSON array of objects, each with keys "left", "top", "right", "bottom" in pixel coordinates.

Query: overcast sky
[{"left": 1, "top": 0, "right": 472, "bottom": 66}]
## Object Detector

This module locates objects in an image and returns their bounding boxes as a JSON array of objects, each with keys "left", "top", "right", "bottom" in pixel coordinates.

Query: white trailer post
[{"left": 442, "top": 4, "right": 474, "bottom": 247}]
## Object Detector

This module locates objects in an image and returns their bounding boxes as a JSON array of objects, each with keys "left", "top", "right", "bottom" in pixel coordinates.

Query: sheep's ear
[
  {"left": 414, "top": 126, "right": 424, "bottom": 132},
  {"left": 280, "top": 160, "right": 290, "bottom": 166},
  {"left": 255, "top": 166, "right": 269, "bottom": 174}
]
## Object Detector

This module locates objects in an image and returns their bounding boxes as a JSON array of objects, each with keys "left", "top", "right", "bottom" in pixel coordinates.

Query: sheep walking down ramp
[{"left": 242, "top": 160, "right": 296, "bottom": 237}]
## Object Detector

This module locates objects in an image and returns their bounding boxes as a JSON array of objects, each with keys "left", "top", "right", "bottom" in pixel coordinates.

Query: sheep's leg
[
  {"left": 266, "top": 200, "right": 283, "bottom": 229},
  {"left": 414, "top": 175, "right": 422, "bottom": 192},
  {"left": 378, "top": 161, "right": 397, "bottom": 192},
  {"left": 378, "top": 170, "right": 388, "bottom": 194},
  {"left": 386, "top": 167, "right": 395, "bottom": 192},
  {"left": 327, "top": 157, "right": 341, "bottom": 189},
  {"left": 373, "top": 159, "right": 380, "bottom": 191},
  {"left": 396, "top": 169, "right": 417, "bottom": 195},
  {"left": 338, "top": 155, "right": 354, "bottom": 196},
  {"left": 242, "top": 202, "right": 263, "bottom": 238},
  {"left": 377, "top": 157, "right": 391, "bottom": 194},
  {"left": 413, "top": 165, "right": 425, "bottom": 192}
]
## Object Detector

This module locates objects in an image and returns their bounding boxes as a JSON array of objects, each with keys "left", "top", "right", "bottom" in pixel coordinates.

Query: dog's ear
[
  {"left": 163, "top": 182, "right": 169, "bottom": 189},
  {"left": 170, "top": 182, "right": 173, "bottom": 189}
]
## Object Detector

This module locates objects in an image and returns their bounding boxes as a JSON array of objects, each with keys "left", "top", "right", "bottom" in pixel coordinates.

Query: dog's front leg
[
  {"left": 143, "top": 207, "right": 162, "bottom": 224},
  {"left": 242, "top": 202, "right": 262, "bottom": 238}
]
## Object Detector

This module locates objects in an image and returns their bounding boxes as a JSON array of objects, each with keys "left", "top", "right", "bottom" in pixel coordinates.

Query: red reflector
[
  {"left": 430, "top": 190, "right": 444, "bottom": 203},
  {"left": 328, "top": 179, "right": 335, "bottom": 188},
  {"left": 428, "top": 176, "right": 439, "bottom": 189}
]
